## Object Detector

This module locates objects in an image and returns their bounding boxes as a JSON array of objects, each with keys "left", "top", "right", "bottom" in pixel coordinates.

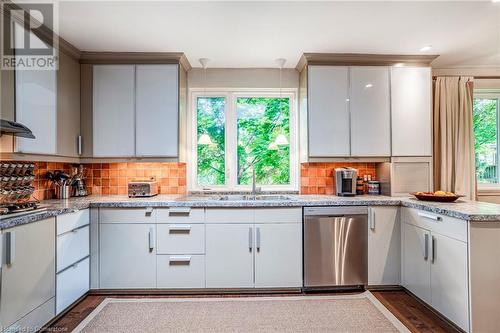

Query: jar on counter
[{"left": 367, "top": 181, "right": 381, "bottom": 195}]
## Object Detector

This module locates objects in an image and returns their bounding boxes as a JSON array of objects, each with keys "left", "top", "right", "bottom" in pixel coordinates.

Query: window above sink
[{"left": 188, "top": 89, "right": 299, "bottom": 192}]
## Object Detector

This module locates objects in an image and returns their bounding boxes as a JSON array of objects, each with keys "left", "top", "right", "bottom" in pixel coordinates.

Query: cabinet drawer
[
  {"left": 99, "top": 207, "right": 156, "bottom": 223},
  {"left": 157, "top": 255, "right": 205, "bottom": 288},
  {"left": 56, "top": 257, "right": 89, "bottom": 314},
  {"left": 157, "top": 207, "right": 204, "bottom": 224},
  {"left": 254, "top": 208, "right": 302, "bottom": 224},
  {"left": 157, "top": 224, "right": 205, "bottom": 254},
  {"left": 403, "top": 208, "right": 467, "bottom": 242},
  {"left": 8, "top": 297, "right": 55, "bottom": 333},
  {"left": 205, "top": 208, "right": 254, "bottom": 224},
  {"left": 57, "top": 225, "right": 89, "bottom": 272},
  {"left": 57, "top": 209, "right": 89, "bottom": 235}
]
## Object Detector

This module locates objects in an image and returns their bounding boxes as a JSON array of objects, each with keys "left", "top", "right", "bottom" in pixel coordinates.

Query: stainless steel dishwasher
[{"left": 303, "top": 206, "right": 368, "bottom": 289}]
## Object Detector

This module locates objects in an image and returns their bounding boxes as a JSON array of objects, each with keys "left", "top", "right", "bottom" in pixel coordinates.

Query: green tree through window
[
  {"left": 196, "top": 95, "right": 292, "bottom": 188},
  {"left": 197, "top": 97, "right": 225, "bottom": 186},
  {"left": 473, "top": 97, "right": 499, "bottom": 183},
  {"left": 237, "top": 97, "right": 290, "bottom": 185}
]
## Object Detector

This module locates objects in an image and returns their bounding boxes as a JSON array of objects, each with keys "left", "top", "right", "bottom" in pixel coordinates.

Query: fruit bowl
[{"left": 410, "top": 192, "right": 464, "bottom": 203}]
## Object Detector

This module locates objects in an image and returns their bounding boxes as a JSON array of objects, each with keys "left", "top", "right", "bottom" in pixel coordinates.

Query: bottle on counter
[
  {"left": 363, "top": 175, "right": 369, "bottom": 194},
  {"left": 356, "top": 177, "right": 364, "bottom": 195}
]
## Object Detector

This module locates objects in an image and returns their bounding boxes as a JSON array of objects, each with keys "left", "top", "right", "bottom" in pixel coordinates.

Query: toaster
[{"left": 128, "top": 177, "right": 159, "bottom": 197}]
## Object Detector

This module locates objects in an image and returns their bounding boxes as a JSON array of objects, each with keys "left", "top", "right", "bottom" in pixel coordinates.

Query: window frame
[
  {"left": 188, "top": 88, "right": 299, "bottom": 192},
  {"left": 474, "top": 89, "right": 500, "bottom": 191}
]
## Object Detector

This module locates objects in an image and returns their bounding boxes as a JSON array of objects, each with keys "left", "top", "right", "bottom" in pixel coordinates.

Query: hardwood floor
[
  {"left": 46, "top": 291, "right": 459, "bottom": 333},
  {"left": 372, "top": 291, "right": 459, "bottom": 333}
]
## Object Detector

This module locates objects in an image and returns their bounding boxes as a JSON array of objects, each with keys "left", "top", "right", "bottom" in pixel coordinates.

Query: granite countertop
[{"left": 2, "top": 194, "right": 500, "bottom": 230}]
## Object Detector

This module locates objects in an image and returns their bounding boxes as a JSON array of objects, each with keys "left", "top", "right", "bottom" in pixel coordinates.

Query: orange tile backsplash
[
  {"left": 85, "top": 162, "right": 186, "bottom": 195},
  {"left": 18, "top": 161, "right": 187, "bottom": 201},
  {"left": 300, "top": 162, "right": 376, "bottom": 195},
  {"left": 12, "top": 160, "right": 373, "bottom": 201},
  {"left": 32, "top": 162, "right": 73, "bottom": 201}
]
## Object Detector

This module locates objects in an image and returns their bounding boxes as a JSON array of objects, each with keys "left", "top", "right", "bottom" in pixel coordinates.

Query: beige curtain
[{"left": 433, "top": 76, "right": 476, "bottom": 200}]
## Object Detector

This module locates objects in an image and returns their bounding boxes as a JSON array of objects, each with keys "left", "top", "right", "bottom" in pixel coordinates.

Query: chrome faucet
[{"left": 252, "top": 167, "right": 261, "bottom": 196}]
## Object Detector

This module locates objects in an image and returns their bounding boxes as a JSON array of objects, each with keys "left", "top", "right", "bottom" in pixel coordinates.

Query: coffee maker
[{"left": 335, "top": 167, "right": 358, "bottom": 196}]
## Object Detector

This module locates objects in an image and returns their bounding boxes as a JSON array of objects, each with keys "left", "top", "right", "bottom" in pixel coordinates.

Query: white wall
[{"left": 188, "top": 68, "right": 299, "bottom": 89}]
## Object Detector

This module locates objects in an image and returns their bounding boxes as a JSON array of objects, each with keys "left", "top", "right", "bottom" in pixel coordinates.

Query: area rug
[{"left": 73, "top": 291, "right": 410, "bottom": 333}]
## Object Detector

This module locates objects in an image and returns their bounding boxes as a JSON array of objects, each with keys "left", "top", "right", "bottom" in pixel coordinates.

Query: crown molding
[
  {"left": 79, "top": 52, "right": 192, "bottom": 70},
  {"left": 296, "top": 53, "right": 439, "bottom": 71}
]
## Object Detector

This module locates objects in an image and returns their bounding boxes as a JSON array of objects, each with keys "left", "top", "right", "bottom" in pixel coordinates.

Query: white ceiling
[{"left": 57, "top": 1, "right": 500, "bottom": 69}]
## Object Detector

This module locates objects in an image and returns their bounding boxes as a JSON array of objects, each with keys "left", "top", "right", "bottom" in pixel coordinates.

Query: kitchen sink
[{"left": 216, "top": 194, "right": 296, "bottom": 201}]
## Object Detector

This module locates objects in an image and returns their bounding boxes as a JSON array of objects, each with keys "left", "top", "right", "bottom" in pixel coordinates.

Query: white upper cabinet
[
  {"left": 15, "top": 69, "right": 57, "bottom": 154},
  {"left": 92, "top": 65, "right": 135, "bottom": 157},
  {"left": 350, "top": 67, "right": 391, "bottom": 156},
  {"left": 308, "top": 66, "right": 350, "bottom": 157},
  {"left": 13, "top": 22, "right": 57, "bottom": 155},
  {"left": 135, "top": 65, "right": 179, "bottom": 157},
  {"left": 391, "top": 67, "right": 432, "bottom": 156},
  {"left": 92, "top": 64, "right": 180, "bottom": 158}
]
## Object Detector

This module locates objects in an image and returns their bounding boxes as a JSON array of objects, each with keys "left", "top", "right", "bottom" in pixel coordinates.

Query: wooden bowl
[{"left": 410, "top": 192, "right": 464, "bottom": 203}]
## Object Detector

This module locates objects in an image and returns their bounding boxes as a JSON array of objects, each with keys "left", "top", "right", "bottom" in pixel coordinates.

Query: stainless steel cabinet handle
[
  {"left": 145, "top": 207, "right": 154, "bottom": 216},
  {"left": 256, "top": 227, "right": 261, "bottom": 252},
  {"left": 248, "top": 227, "right": 253, "bottom": 252},
  {"left": 423, "top": 233, "right": 429, "bottom": 260},
  {"left": 418, "top": 212, "right": 442, "bottom": 221},
  {"left": 169, "top": 207, "right": 191, "bottom": 216},
  {"left": 5, "top": 231, "right": 15, "bottom": 265},
  {"left": 169, "top": 225, "right": 191, "bottom": 232},
  {"left": 77, "top": 135, "right": 82, "bottom": 155},
  {"left": 148, "top": 227, "right": 155, "bottom": 252},
  {"left": 169, "top": 256, "right": 191, "bottom": 263},
  {"left": 430, "top": 235, "right": 435, "bottom": 263},
  {"left": 369, "top": 209, "right": 375, "bottom": 230}
]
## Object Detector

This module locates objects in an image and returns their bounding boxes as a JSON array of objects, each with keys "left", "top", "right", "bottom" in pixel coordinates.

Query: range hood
[{"left": 0, "top": 119, "right": 35, "bottom": 139}]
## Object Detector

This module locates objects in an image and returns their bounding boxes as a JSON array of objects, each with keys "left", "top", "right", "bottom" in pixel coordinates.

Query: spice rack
[{"left": 0, "top": 162, "right": 36, "bottom": 203}]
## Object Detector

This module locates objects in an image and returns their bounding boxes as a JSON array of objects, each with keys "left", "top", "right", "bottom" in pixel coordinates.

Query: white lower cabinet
[
  {"left": 206, "top": 224, "right": 254, "bottom": 288},
  {"left": 430, "top": 232, "right": 469, "bottom": 331},
  {"left": 56, "top": 257, "right": 90, "bottom": 314},
  {"left": 157, "top": 255, "right": 205, "bottom": 288},
  {"left": 402, "top": 208, "right": 469, "bottom": 332},
  {"left": 99, "top": 223, "right": 157, "bottom": 288},
  {"left": 0, "top": 218, "right": 55, "bottom": 330},
  {"left": 205, "top": 208, "right": 303, "bottom": 289},
  {"left": 56, "top": 209, "right": 90, "bottom": 315},
  {"left": 96, "top": 207, "right": 302, "bottom": 290},
  {"left": 156, "top": 224, "right": 205, "bottom": 255},
  {"left": 254, "top": 224, "right": 302, "bottom": 288},
  {"left": 57, "top": 225, "right": 90, "bottom": 273},
  {"left": 368, "top": 206, "right": 400, "bottom": 286},
  {"left": 402, "top": 223, "right": 431, "bottom": 303}
]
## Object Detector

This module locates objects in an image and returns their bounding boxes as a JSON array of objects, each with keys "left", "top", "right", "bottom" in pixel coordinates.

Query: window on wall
[
  {"left": 191, "top": 91, "right": 297, "bottom": 190},
  {"left": 473, "top": 91, "right": 500, "bottom": 185},
  {"left": 196, "top": 97, "right": 226, "bottom": 186}
]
